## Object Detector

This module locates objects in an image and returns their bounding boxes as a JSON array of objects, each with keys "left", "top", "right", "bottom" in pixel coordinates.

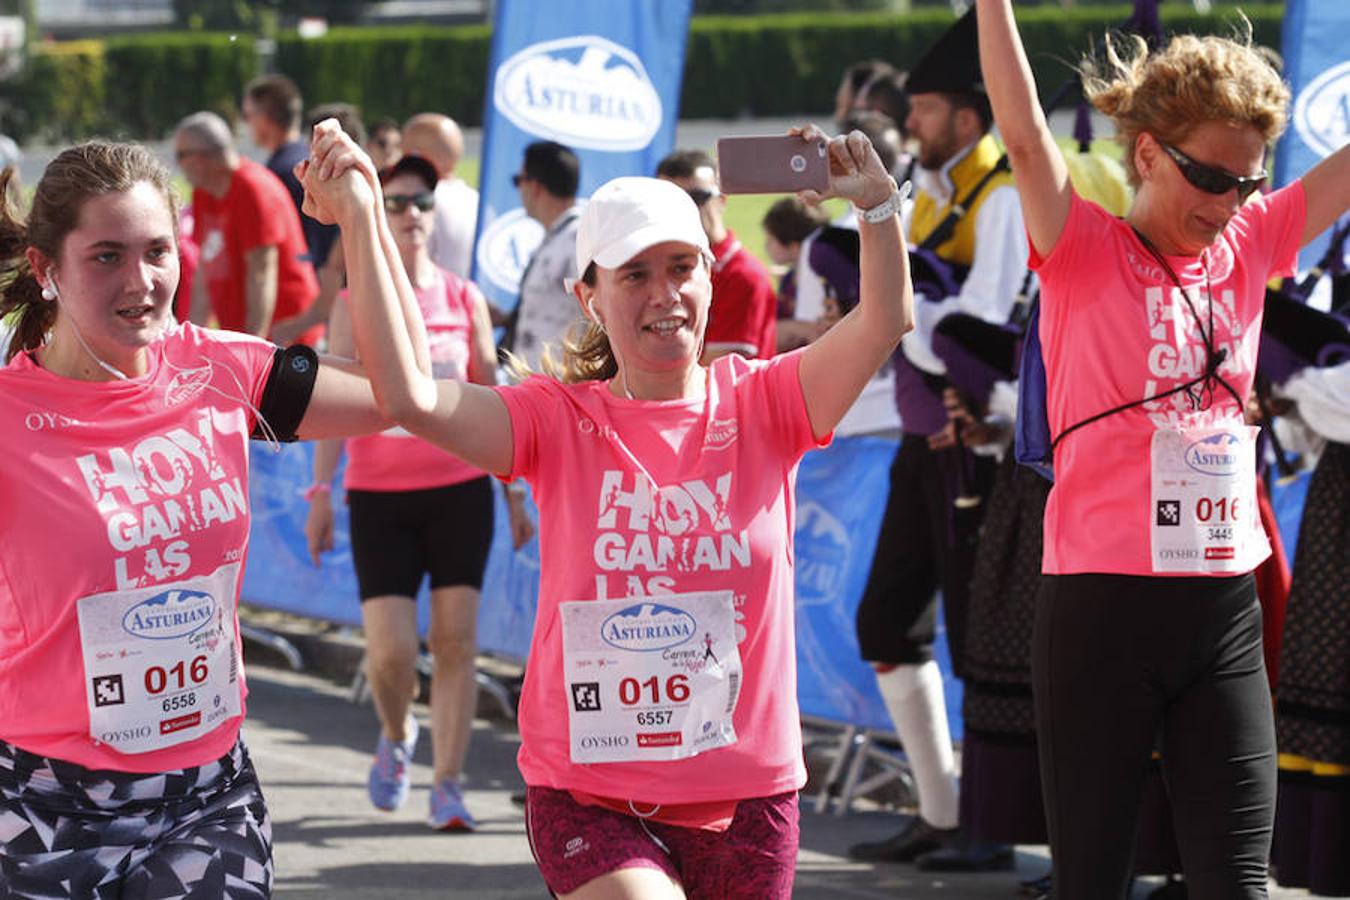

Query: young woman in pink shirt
[
  {"left": 303, "top": 122, "right": 913, "bottom": 899},
  {"left": 974, "top": 1, "right": 1350, "bottom": 896},
  {"left": 0, "top": 139, "right": 436, "bottom": 897}
]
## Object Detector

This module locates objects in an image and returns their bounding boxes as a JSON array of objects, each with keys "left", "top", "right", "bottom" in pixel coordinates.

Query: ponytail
[{"left": 0, "top": 169, "right": 52, "bottom": 363}]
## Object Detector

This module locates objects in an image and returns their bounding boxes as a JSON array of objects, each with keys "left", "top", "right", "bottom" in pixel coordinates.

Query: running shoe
[
  {"left": 367, "top": 717, "right": 418, "bottom": 811},
  {"left": 428, "top": 777, "right": 476, "bottom": 831}
]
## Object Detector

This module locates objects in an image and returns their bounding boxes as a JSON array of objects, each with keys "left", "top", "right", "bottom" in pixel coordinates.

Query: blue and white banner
[
  {"left": 1276, "top": 0, "right": 1350, "bottom": 274},
  {"left": 471, "top": 0, "right": 693, "bottom": 315},
  {"left": 241, "top": 437, "right": 964, "bottom": 739}
]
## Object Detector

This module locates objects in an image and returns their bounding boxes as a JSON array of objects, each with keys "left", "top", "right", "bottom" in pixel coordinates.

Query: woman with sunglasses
[
  {"left": 974, "top": 1, "right": 1350, "bottom": 897},
  {"left": 302, "top": 121, "right": 911, "bottom": 899},
  {"left": 304, "top": 153, "right": 513, "bottom": 831}
]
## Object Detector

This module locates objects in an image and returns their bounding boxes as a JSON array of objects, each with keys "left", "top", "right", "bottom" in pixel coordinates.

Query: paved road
[{"left": 243, "top": 659, "right": 1311, "bottom": 899}]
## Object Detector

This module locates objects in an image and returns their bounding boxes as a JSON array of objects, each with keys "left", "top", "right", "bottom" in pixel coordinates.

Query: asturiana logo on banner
[
  {"left": 1294, "top": 60, "right": 1350, "bottom": 158},
  {"left": 493, "top": 35, "right": 663, "bottom": 151},
  {"left": 475, "top": 207, "right": 545, "bottom": 293},
  {"left": 122, "top": 589, "right": 217, "bottom": 640},
  {"left": 794, "top": 501, "right": 851, "bottom": 606},
  {"left": 602, "top": 602, "right": 696, "bottom": 652}
]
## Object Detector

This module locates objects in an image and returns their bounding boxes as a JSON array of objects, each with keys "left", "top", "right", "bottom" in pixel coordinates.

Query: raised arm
[
  {"left": 975, "top": 0, "right": 1072, "bottom": 257},
  {"left": 303, "top": 122, "right": 515, "bottom": 476},
  {"left": 1298, "top": 142, "right": 1350, "bottom": 249},
  {"left": 797, "top": 127, "right": 913, "bottom": 440}
]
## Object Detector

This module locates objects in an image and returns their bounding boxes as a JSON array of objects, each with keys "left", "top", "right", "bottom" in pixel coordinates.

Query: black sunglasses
[
  {"left": 1159, "top": 141, "right": 1266, "bottom": 200},
  {"left": 686, "top": 187, "right": 718, "bottom": 206},
  {"left": 383, "top": 193, "right": 435, "bottom": 214},
  {"left": 512, "top": 173, "right": 530, "bottom": 187}
]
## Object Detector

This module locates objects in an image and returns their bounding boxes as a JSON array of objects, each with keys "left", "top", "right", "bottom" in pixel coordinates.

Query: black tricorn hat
[{"left": 906, "top": 7, "right": 984, "bottom": 97}]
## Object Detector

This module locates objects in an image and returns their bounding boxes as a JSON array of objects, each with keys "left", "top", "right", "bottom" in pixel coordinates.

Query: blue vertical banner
[
  {"left": 472, "top": 0, "right": 693, "bottom": 315},
  {"left": 1275, "top": 0, "right": 1350, "bottom": 273}
]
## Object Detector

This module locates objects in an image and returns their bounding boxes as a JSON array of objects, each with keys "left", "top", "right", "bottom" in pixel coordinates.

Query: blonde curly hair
[{"left": 1080, "top": 26, "right": 1290, "bottom": 186}]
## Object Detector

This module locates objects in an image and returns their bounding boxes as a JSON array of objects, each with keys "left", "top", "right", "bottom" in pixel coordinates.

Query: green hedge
[
  {"left": 273, "top": 24, "right": 492, "bottom": 127},
  {"left": 1, "top": 5, "right": 1283, "bottom": 142},
  {"left": 681, "top": 5, "right": 1284, "bottom": 118},
  {"left": 102, "top": 33, "right": 259, "bottom": 139},
  {"left": 7, "top": 40, "right": 108, "bottom": 143},
  {"left": 2, "top": 32, "right": 256, "bottom": 142}
]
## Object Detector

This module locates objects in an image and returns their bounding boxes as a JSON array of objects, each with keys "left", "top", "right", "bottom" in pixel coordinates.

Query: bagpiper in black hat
[{"left": 905, "top": 7, "right": 991, "bottom": 128}]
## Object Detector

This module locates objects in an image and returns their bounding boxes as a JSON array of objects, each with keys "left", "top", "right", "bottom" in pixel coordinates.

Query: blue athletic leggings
[
  {"left": 1033, "top": 573, "right": 1275, "bottom": 900},
  {"left": 0, "top": 737, "right": 272, "bottom": 899}
]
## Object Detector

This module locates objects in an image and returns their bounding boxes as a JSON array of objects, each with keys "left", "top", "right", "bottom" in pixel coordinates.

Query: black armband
[{"left": 252, "top": 344, "right": 320, "bottom": 442}]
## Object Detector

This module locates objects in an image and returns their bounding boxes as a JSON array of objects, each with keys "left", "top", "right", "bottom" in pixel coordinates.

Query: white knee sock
[{"left": 874, "top": 661, "right": 960, "bottom": 829}]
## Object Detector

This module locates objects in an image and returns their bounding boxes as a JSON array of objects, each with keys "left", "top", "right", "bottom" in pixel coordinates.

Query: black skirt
[
  {"left": 1272, "top": 441, "right": 1350, "bottom": 895},
  {"left": 960, "top": 457, "right": 1049, "bottom": 843}
]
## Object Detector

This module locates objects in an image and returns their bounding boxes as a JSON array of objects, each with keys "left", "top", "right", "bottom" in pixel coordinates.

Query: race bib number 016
[
  {"left": 561, "top": 591, "right": 741, "bottom": 764},
  {"left": 77, "top": 563, "right": 243, "bottom": 754},
  {"left": 1149, "top": 426, "right": 1269, "bottom": 574}
]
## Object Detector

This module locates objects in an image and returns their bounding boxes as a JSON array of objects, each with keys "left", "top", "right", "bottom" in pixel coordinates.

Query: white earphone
[
  {"left": 587, "top": 298, "right": 604, "bottom": 330},
  {"left": 43, "top": 271, "right": 130, "bottom": 381}
]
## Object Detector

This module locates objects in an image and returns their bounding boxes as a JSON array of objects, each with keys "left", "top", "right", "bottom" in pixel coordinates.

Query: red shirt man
[
  {"left": 176, "top": 112, "right": 319, "bottom": 346},
  {"left": 708, "top": 228, "right": 778, "bottom": 361},
  {"left": 192, "top": 158, "right": 319, "bottom": 345}
]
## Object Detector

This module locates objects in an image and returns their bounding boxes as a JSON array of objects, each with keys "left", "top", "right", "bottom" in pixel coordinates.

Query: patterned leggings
[{"left": 0, "top": 737, "right": 272, "bottom": 899}]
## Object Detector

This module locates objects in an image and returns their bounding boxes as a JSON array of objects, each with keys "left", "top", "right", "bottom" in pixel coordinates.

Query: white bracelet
[{"left": 856, "top": 181, "right": 912, "bottom": 224}]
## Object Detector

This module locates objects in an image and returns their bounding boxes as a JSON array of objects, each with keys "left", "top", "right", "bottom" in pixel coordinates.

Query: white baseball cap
[{"left": 574, "top": 176, "right": 711, "bottom": 278}]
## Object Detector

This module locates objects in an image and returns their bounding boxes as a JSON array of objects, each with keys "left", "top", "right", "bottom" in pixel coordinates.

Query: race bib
[
  {"left": 1149, "top": 425, "right": 1270, "bottom": 574},
  {"left": 77, "top": 564, "right": 243, "bottom": 754},
  {"left": 561, "top": 591, "right": 741, "bottom": 764}
]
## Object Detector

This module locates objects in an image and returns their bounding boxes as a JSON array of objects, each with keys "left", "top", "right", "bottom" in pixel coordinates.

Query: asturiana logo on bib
[
  {"left": 602, "top": 602, "right": 696, "bottom": 652},
  {"left": 493, "top": 35, "right": 663, "bottom": 151},
  {"left": 1184, "top": 432, "right": 1242, "bottom": 477},
  {"left": 1294, "top": 60, "right": 1350, "bottom": 158},
  {"left": 122, "top": 589, "right": 217, "bottom": 640}
]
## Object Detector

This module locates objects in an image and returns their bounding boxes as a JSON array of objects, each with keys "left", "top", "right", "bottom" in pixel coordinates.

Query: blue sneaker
[
  {"left": 367, "top": 718, "right": 418, "bottom": 811},
  {"left": 428, "top": 777, "right": 476, "bottom": 831}
]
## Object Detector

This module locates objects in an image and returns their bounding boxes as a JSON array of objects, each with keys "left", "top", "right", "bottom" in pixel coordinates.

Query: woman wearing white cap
[{"left": 302, "top": 121, "right": 912, "bottom": 899}]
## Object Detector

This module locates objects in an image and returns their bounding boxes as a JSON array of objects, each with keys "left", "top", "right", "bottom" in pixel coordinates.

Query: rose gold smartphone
[{"left": 715, "top": 135, "right": 830, "bottom": 194}]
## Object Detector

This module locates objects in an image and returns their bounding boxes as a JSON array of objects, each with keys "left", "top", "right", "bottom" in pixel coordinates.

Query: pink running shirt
[
  {"left": 1033, "top": 183, "right": 1306, "bottom": 575},
  {"left": 0, "top": 322, "right": 276, "bottom": 771},
  {"left": 343, "top": 268, "right": 485, "bottom": 492},
  {"left": 494, "top": 350, "right": 826, "bottom": 804}
]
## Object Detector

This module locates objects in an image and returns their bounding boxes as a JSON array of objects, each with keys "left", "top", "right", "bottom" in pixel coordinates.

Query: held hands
[
  {"left": 296, "top": 119, "right": 380, "bottom": 226},
  {"left": 792, "top": 123, "right": 896, "bottom": 211}
]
